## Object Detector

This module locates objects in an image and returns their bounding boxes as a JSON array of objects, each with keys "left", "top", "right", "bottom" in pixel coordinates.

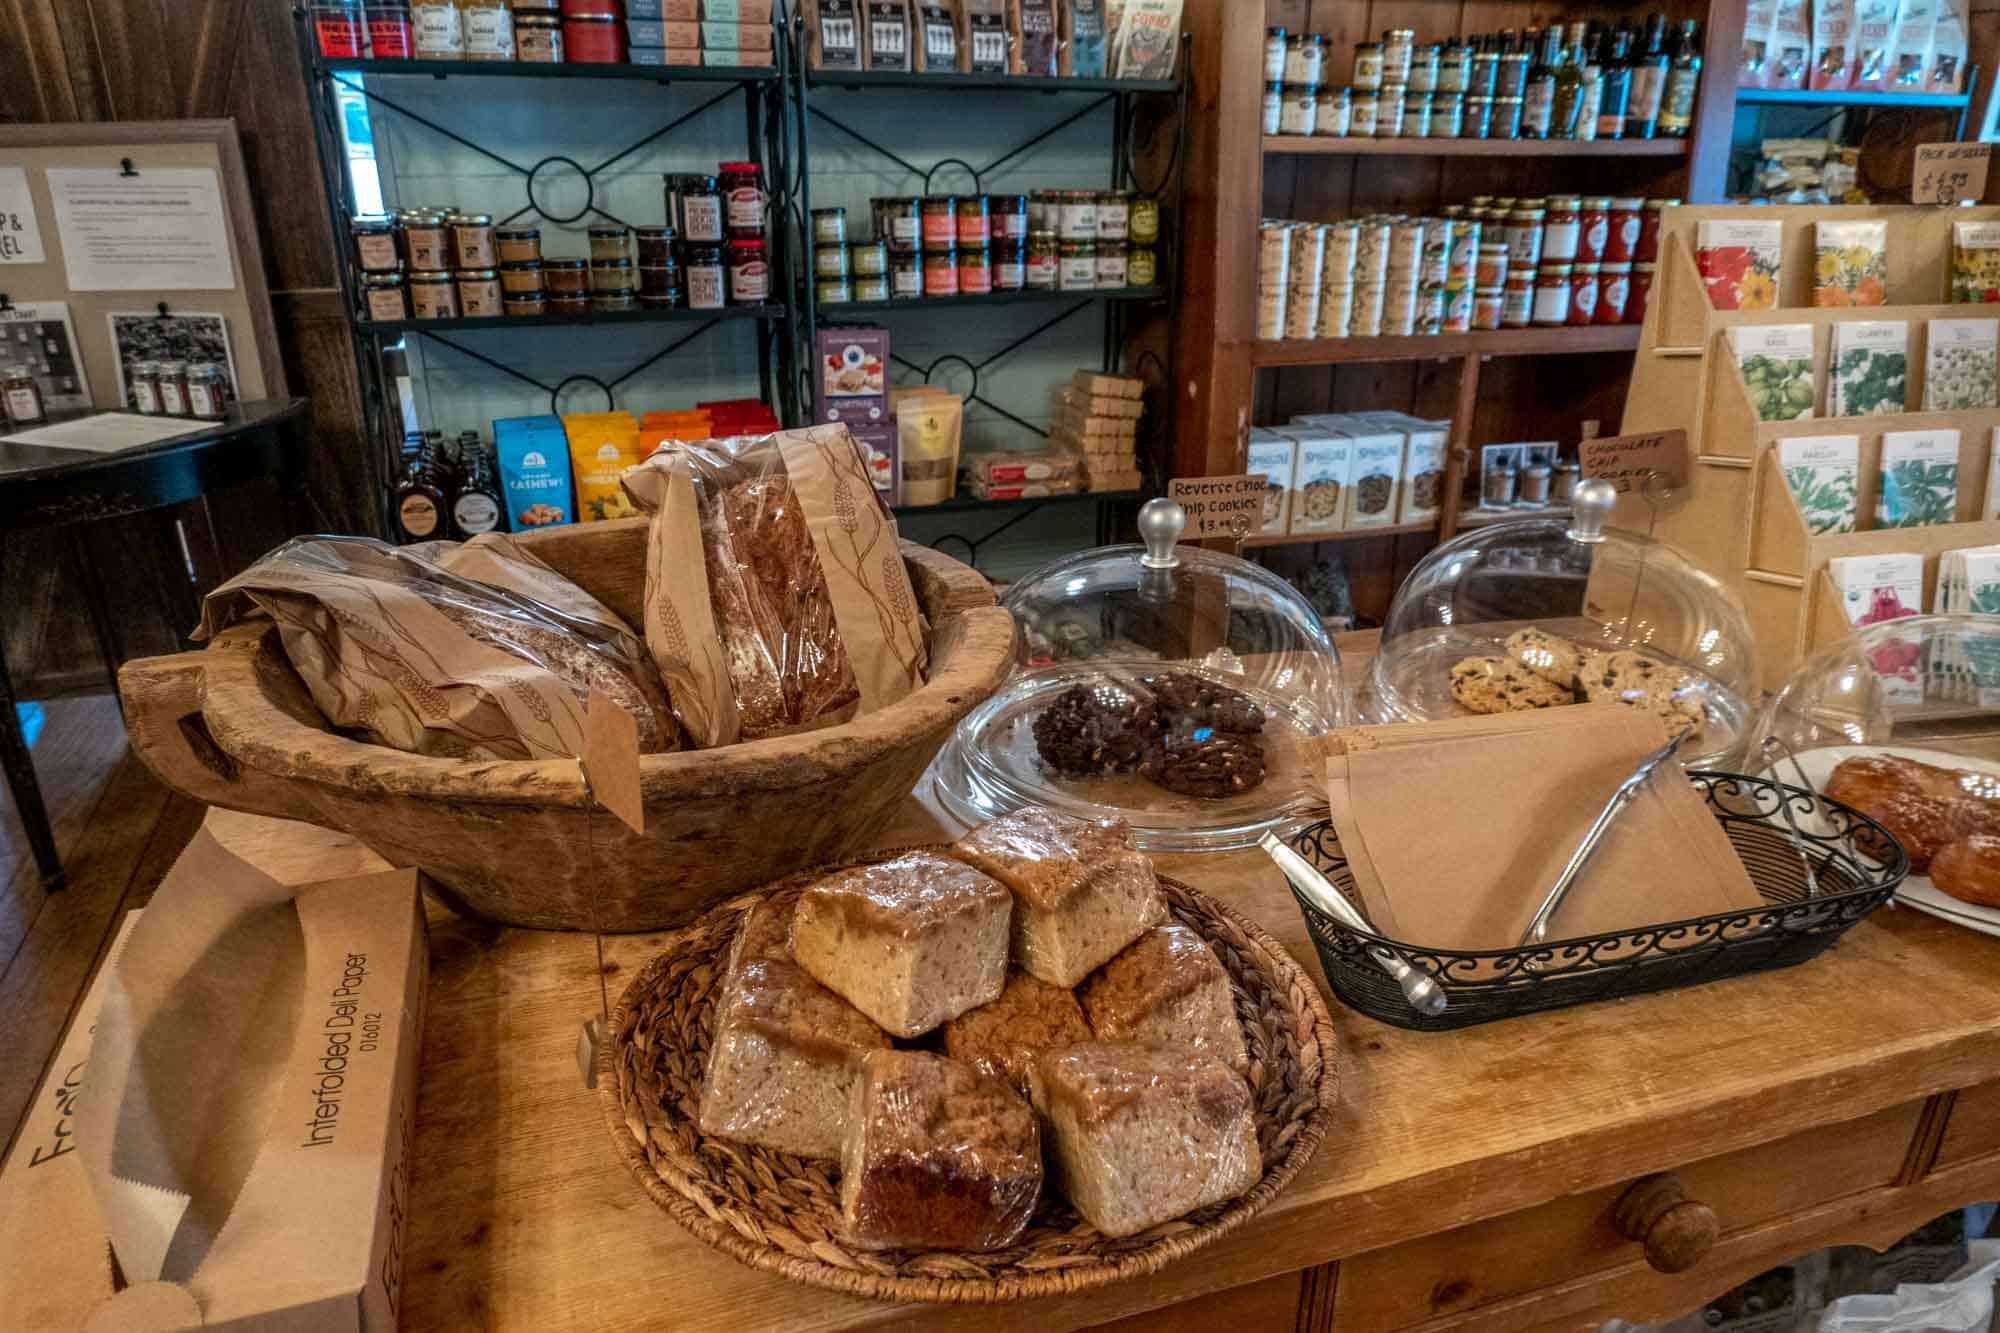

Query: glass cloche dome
[
  {"left": 932, "top": 498, "right": 1347, "bottom": 851},
  {"left": 1366, "top": 480, "right": 1758, "bottom": 767}
]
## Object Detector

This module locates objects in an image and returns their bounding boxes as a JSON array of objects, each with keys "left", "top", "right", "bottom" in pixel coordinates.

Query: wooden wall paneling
[
  {"left": 0, "top": 0, "right": 104, "bottom": 124},
  {"left": 1685, "top": 0, "right": 1746, "bottom": 201}
]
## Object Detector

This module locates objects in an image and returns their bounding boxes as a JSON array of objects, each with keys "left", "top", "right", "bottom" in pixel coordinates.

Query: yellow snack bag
[{"left": 565, "top": 411, "right": 643, "bottom": 521}]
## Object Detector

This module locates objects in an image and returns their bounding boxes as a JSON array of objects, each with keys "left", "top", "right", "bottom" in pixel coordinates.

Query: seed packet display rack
[{"left": 1621, "top": 203, "right": 2000, "bottom": 689}]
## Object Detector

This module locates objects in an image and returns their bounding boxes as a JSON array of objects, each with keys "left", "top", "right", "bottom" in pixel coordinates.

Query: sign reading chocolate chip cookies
[
  {"left": 1579, "top": 427, "right": 1691, "bottom": 499},
  {"left": 1168, "top": 474, "right": 1268, "bottom": 539}
]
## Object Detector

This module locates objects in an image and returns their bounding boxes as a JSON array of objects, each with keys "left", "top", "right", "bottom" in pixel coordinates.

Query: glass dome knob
[
  {"left": 1567, "top": 478, "right": 1617, "bottom": 544},
  {"left": 1138, "top": 497, "right": 1185, "bottom": 569}
]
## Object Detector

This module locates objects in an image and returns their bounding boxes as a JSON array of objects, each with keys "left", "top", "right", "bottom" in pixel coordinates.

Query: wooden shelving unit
[
  {"left": 1252, "top": 326, "right": 1640, "bottom": 367},
  {"left": 1263, "top": 136, "right": 1687, "bottom": 158},
  {"left": 1241, "top": 520, "right": 1438, "bottom": 548}
]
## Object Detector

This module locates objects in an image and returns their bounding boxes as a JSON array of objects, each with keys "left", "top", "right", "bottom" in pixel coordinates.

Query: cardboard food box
[
  {"left": 1245, "top": 426, "right": 1297, "bottom": 536},
  {"left": 1281, "top": 424, "right": 1351, "bottom": 535},
  {"left": 0, "top": 832, "right": 429, "bottom": 1332}
]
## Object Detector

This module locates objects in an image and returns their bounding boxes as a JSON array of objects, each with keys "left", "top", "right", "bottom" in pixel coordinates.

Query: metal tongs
[
  {"left": 1518, "top": 727, "right": 1693, "bottom": 949},
  {"left": 1260, "top": 831, "right": 1447, "bottom": 1017}
]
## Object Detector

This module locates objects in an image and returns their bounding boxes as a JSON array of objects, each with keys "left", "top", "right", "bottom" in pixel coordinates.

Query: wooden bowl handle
[
  {"left": 117, "top": 649, "right": 319, "bottom": 823},
  {"left": 1611, "top": 1171, "right": 1718, "bottom": 1274}
]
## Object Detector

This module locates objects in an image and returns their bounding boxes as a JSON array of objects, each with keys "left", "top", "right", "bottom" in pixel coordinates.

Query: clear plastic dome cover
[
  {"left": 932, "top": 500, "right": 1347, "bottom": 851},
  {"left": 1367, "top": 482, "right": 1758, "bottom": 768}
]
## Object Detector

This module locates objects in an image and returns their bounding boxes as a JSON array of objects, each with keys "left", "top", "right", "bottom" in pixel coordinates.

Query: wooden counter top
[{"left": 202, "top": 784, "right": 2000, "bottom": 1333}]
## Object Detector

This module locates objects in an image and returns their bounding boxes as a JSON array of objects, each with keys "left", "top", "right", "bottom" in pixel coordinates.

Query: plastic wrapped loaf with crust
[
  {"left": 696, "top": 958, "right": 892, "bottom": 1160},
  {"left": 948, "top": 808, "right": 1167, "bottom": 987},
  {"left": 1028, "top": 1041, "right": 1261, "bottom": 1238},
  {"left": 840, "top": 1050, "right": 1043, "bottom": 1252},
  {"left": 196, "top": 533, "right": 676, "bottom": 760},
  {"left": 790, "top": 852, "right": 1013, "bottom": 1038},
  {"left": 943, "top": 968, "right": 1095, "bottom": 1092},
  {"left": 724, "top": 894, "right": 799, "bottom": 975},
  {"left": 1080, "top": 925, "right": 1250, "bottom": 1075}
]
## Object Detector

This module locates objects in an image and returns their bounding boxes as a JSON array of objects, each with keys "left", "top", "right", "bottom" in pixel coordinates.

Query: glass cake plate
[{"left": 932, "top": 499, "right": 1348, "bottom": 851}]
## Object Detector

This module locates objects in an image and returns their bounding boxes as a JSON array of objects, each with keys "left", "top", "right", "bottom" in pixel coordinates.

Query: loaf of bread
[
  {"left": 1028, "top": 1042, "right": 1261, "bottom": 1238},
  {"left": 724, "top": 894, "right": 797, "bottom": 976},
  {"left": 948, "top": 808, "right": 1166, "bottom": 987},
  {"left": 790, "top": 852, "right": 1013, "bottom": 1038},
  {"left": 696, "top": 958, "right": 892, "bottom": 1160},
  {"left": 1931, "top": 835, "right": 2000, "bottom": 907},
  {"left": 1080, "top": 925, "right": 1249, "bottom": 1075},
  {"left": 943, "top": 968, "right": 1094, "bottom": 1092},
  {"left": 840, "top": 1050, "right": 1042, "bottom": 1252}
]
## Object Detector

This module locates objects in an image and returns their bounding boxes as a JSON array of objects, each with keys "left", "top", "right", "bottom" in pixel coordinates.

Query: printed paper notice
[
  {"left": 45, "top": 167, "right": 235, "bottom": 291},
  {"left": 1168, "top": 474, "right": 1267, "bottom": 538},
  {"left": 1913, "top": 142, "right": 1993, "bottom": 206},
  {"left": 1, "top": 413, "right": 205, "bottom": 454},
  {"left": 0, "top": 168, "right": 45, "bottom": 265}
]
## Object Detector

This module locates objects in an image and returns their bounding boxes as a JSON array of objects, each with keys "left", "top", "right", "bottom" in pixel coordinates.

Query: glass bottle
[
  {"left": 1596, "top": 24, "right": 1632, "bottom": 139},
  {"left": 1495, "top": 28, "right": 1529, "bottom": 100},
  {"left": 1521, "top": 26, "right": 1561, "bottom": 139},
  {"left": 1659, "top": 19, "right": 1701, "bottom": 138},
  {"left": 394, "top": 437, "right": 447, "bottom": 544},
  {"left": 451, "top": 448, "right": 504, "bottom": 539},
  {"left": 156, "top": 361, "right": 190, "bottom": 417},
  {"left": 1550, "top": 21, "right": 1587, "bottom": 139},
  {"left": 1624, "top": 13, "right": 1668, "bottom": 139},
  {"left": 1575, "top": 27, "right": 1604, "bottom": 141},
  {"left": 2, "top": 365, "right": 45, "bottom": 427}
]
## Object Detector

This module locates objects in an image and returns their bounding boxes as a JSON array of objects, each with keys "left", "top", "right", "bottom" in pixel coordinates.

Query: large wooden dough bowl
[{"left": 117, "top": 518, "right": 1017, "bottom": 931}]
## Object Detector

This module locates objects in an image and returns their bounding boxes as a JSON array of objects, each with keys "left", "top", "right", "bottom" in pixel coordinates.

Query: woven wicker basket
[{"left": 597, "top": 858, "right": 1338, "bottom": 1304}]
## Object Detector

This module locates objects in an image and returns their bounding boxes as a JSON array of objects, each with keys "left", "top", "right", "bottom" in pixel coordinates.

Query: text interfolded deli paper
[{"left": 1330, "top": 708, "right": 1761, "bottom": 952}]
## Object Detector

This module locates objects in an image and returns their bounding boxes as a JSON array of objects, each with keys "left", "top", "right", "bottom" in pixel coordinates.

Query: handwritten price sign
[
  {"left": 1168, "top": 474, "right": 1267, "bottom": 538},
  {"left": 1913, "top": 142, "right": 1994, "bottom": 206},
  {"left": 1579, "top": 428, "right": 1691, "bottom": 497}
]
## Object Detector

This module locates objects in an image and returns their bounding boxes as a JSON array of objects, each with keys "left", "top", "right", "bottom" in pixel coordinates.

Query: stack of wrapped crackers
[{"left": 1051, "top": 370, "right": 1145, "bottom": 493}]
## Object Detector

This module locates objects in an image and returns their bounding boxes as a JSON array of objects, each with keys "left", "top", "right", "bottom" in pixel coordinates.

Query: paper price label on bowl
[
  {"left": 1580, "top": 428, "right": 1691, "bottom": 498},
  {"left": 1914, "top": 142, "right": 1993, "bottom": 206},
  {"left": 1169, "top": 475, "right": 1267, "bottom": 538}
]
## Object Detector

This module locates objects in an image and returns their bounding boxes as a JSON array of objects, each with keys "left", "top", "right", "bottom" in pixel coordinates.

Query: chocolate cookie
[
  {"left": 1147, "top": 671, "right": 1266, "bottom": 735},
  {"left": 1032, "top": 682, "right": 1157, "bottom": 778},
  {"left": 1142, "top": 725, "right": 1268, "bottom": 799}
]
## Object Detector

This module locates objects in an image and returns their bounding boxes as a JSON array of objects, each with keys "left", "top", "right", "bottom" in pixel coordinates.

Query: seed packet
[
  {"left": 1770, "top": 0, "right": 1813, "bottom": 87},
  {"left": 1814, "top": 220, "right": 1887, "bottom": 306},
  {"left": 1740, "top": 0, "right": 1778, "bottom": 86},
  {"left": 1811, "top": 0, "right": 1856, "bottom": 89},
  {"left": 1851, "top": 0, "right": 1897, "bottom": 88},
  {"left": 1832, "top": 552, "right": 1925, "bottom": 623},
  {"left": 1887, "top": 0, "right": 1938, "bottom": 89},
  {"left": 1780, "top": 434, "right": 1861, "bottom": 534},
  {"left": 1924, "top": 318, "right": 2000, "bottom": 409},
  {"left": 1729, "top": 324, "right": 1817, "bottom": 421},
  {"left": 1698, "top": 219, "right": 1783, "bottom": 311},
  {"left": 1829, "top": 320, "right": 1908, "bottom": 416},
  {"left": 1879, "top": 427, "right": 1962, "bottom": 527},
  {"left": 1986, "top": 427, "right": 2000, "bottom": 519},
  {"left": 1930, "top": 0, "right": 1969, "bottom": 92},
  {"left": 1951, "top": 221, "right": 2000, "bottom": 303}
]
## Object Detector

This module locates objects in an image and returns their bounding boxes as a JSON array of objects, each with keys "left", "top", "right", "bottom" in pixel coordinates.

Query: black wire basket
[{"left": 1284, "top": 771, "right": 1908, "bottom": 1032}]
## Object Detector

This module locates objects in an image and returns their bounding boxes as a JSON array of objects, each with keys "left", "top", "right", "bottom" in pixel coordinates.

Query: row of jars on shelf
[{"left": 312, "top": 0, "right": 622, "bottom": 64}]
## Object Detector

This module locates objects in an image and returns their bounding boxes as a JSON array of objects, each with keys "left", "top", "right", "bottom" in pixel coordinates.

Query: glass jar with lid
[
  {"left": 397, "top": 209, "right": 449, "bottom": 270},
  {"left": 1380, "top": 27, "right": 1416, "bottom": 84},
  {"left": 185, "top": 364, "right": 230, "bottom": 421},
  {"left": 361, "top": 270, "right": 409, "bottom": 320},
  {"left": 932, "top": 497, "right": 1349, "bottom": 850},
  {"left": 2, "top": 365, "right": 45, "bottom": 426},
  {"left": 1367, "top": 482, "right": 1759, "bottom": 768},
  {"left": 1352, "top": 41, "right": 1384, "bottom": 91},
  {"left": 155, "top": 361, "right": 191, "bottom": 416},
  {"left": 1407, "top": 42, "right": 1439, "bottom": 93},
  {"left": 409, "top": 270, "right": 457, "bottom": 319},
  {"left": 128, "top": 361, "right": 162, "bottom": 414}
]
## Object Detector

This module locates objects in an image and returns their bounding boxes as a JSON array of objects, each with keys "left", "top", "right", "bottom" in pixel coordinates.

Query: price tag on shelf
[
  {"left": 1913, "top": 142, "right": 1993, "bottom": 206},
  {"left": 1579, "top": 427, "right": 1690, "bottom": 497},
  {"left": 1169, "top": 474, "right": 1267, "bottom": 538}
]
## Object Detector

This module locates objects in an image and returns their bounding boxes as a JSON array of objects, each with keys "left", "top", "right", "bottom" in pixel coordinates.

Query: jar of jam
[
  {"left": 1472, "top": 285, "right": 1503, "bottom": 330},
  {"left": 878, "top": 196, "right": 920, "bottom": 251},
  {"left": 817, "top": 278, "right": 852, "bottom": 305},
  {"left": 958, "top": 246, "right": 992, "bottom": 295},
  {"left": 495, "top": 225, "right": 541, "bottom": 264},
  {"left": 454, "top": 268, "right": 501, "bottom": 317},
  {"left": 186, "top": 363, "right": 230, "bottom": 421},
  {"left": 670, "top": 174, "right": 724, "bottom": 244},
  {"left": 1627, "top": 262, "right": 1655, "bottom": 324},
  {"left": 352, "top": 215, "right": 399, "bottom": 272},
  {"left": 640, "top": 252, "right": 682, "bottom": 304},
  {"left": 1540, "top": 197, "right": 1579, "bottom": 264},
  {"left": 128, "top": 362, "right": 161, "bottom": 414},
  {"left": 543, "top": 258, "right": 589, "bottom": 298},
  {"left": 1474, "top": 240, "right": 1508, "bottom": 288},
  {"left": 853, "top": 275, "right": 889, "bottom": 302},
  {"left": 1058, "top": 240, "right": 1096, "bottom": 290},
  {"left": 1532, "top": 264, "right": 1571, "bottom": 326},
  {"left": 891, "top": 250, "right": 923, "bottom": 299},
  {"left": 921, "top": 195, "right": 957, "bottom": 252},
  {"left": 1314, "top": 85, "right": 1351, "bottom": 136},
  {"left": 588, "top": 225, "right": 632, "bottom": 266},
  {"left": 1596, "top": 262, "right": 1632, "bottom": 325},
  {"left": 2, "top": 364, "right": 45, "bottom": 426},
  {"left": 1576, "top": 197, "right": 1610, "bottom": 264},
  {"left": 1127, "top": 246, "right": 1156, "bottom": 287},
  {"left": 1608, "top": 197, "right": 1645, "bottom": 263},
  {"left": 504, "top": 291, "right": 546, "bottom": 317},
  {"left": 410, "top": 270, "right": 457, "bottom": 320},
  {"left": 993, "top": 242, "right": 1025, "bottom": 291},
  {"left": 1566, "top": 263, "right": 1599, "bottom": 326},
  {"left": 500, "top": 262, "right": 543, "bottom": 296},
  {"left": 1441, "top": 284, "right": 1472, "bottom": 333},
  {"left": 547, "top": 293, "right": 588, "bottom": 315},
  {"left": 462, "top": 0, "right": 515, "bottom": 59},
  {"left": 1381, "top": 27, "right": 1415, "bottom": 84},
  {"left": 411, "top": 1, "right": 463, "bottom": 57},
  {"left": 1129, "top": 196, "right": 1160, "bottom": 247},
  {"left": 954, "top": 195, "right": 990, "bottom": 247},
  {"left": 1058, "top": 191, "right": 1098, "bottom": 241},
  {"left": 1500, "top": 269, "right": 1534, "bottom": 328},
  {"left": 1352, "top": 41, "right": 1384, "bottom": 91},
  {"left": 635, "top": 225, "right": 673, "bottom": 266},
  {"left": 924, "top": 250, "right": 959, "bottom": 297},
  {"left": 564, "top": 14, "right": 623, "bottom": 62},
  {"left": 1375, "top": 84, "right": 1406, "bottom": 137},
  {"left": 591, "top": 259, "right": 634, "bottom": 295},
  {"left": 815, "top": 245, "right": 850, "bottom": 278},
  {"left": 849, "top": 240, "right": 888, "bottom": 277},
  {"left": 1026, "top": 236, "right": 1058, "bottom": 289},
  {"left": 593, "top": 290, "right": 636, "bottom": 312},
  {"left": 685, "top": 244, "right": 724, "bottom": 308},
  {"left": 515, "top": 12, "right": 562, "bottom": 60},
  {"left": 990, "top": 194, "right": 1028, "bottom": 244},
  {"left": 726, "top": 236, "right": 767, "bottom": 304},
  {"left": 1350, "top": 91, "right": 1380, "bottom": 137},
  {"left": 365, "top": 3, "right": 416, "bottom": 58},
  {"left": 361, "top": 270, "right": 409, "bottom": 320},
  {"left": 811, "top": 207, "right": 847, "bottom": 246},
  {"left": 719, "top": 161, "right": 765, "bottom": 238},
  {"left": 398, "top": 209, "right": 449, "bottom": 269},
  {"left": 449, "top": 212, "right": 496, "bottom": 268},
  {"left": 1504, "top": 208, "right": 1544, "bottom": 271},
  {"left": 1096, "top": 243, "right": 1127, "bottom": 288},
  {"left": 1638, "top": 200, "right": 1674, "bottom": 263}
]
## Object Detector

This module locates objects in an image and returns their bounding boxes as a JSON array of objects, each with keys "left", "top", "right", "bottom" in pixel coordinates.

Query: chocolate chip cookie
[
  {"left": 1449, "top": 656, "right": 1577, "bottom": 714},
  {"left": 1148, "top": 671, "right": 1266, "bottom": 735},
  {"left": 1032, "top": 682, "right": 1157, "bottom": 778},
  {"left": 1143, "top": 726, "right": 1268, "bottom": 798}
]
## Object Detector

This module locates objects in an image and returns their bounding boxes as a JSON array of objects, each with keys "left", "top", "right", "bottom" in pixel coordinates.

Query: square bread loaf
[
  {"left": 1029, "top": 1042, "right": 1262, "bottom": 1238},
  {"left": 943, "top": 968, "right": 1095, "bottom": 1091},
  {"left": 696, "top": 958, "right": 892, "bottom": 1160},
  {"left": 1080, "top": 925, "right": 1249, "bottom": 1075},
  {"left": 949, "top": 809, "right": 1166, "bottom": 987},
  {"left": 840, "top": 1050, "right": 1043, "bottom": 1252},
  {"left": 790, "top": 852, "right": 1013, "bottom": 1038},
  {"left": 724, "top": 894, "right": 797, "bottom": 975}
]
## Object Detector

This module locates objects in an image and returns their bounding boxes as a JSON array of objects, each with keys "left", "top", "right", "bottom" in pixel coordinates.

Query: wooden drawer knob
[{"left": 1611, "top": 1171, "right": 1718, "bottom": 1274}]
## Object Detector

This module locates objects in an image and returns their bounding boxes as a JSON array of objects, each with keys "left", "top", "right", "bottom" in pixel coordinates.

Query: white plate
[{"left": 1785, "top": 744, "right": 2000, "bottom": 937}]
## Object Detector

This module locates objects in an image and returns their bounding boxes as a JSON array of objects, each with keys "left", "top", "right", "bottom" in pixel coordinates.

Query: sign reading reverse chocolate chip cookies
[
  {"left": 1579, "top": 427, "right": 1691, "bottom": 498},
  {"left": 1169, "top": 474, "right": 1268, "bottom": 539}
]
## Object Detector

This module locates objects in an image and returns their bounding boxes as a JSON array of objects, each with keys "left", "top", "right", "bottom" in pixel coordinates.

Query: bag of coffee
[{"left": 810, "top": 0, "right": 862, "bottom": 68}]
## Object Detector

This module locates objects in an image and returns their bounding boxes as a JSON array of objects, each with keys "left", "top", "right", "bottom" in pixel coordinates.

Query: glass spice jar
[
  {"left": 495, "top": 225, "right": 540, "bottom": 264},
  {"left": 920, "top": 195, "right": 957, "bottom": 252},
  {"left": 449, "top": 212, "right": 496, "bottom": 268},
  {"left": 351, "top": 215, "right": 399, "bottom": 272},
  {"left": 128, "top": 361, "right": 161, "bottom": 414},
  {"left": 1026, "top": 235, "right": 1058, "bottom": 289},
  {"left": 1129, "top": 196, "right": 1159, "bottom": 246},
  {"left": 641, "top": 252, "right": 682, "bottom": 304},
  {"left": 1576, "top": 197, "right": 1610, "bottom": 265},
  {"left": 1482, "top": 461, "right": 1519, "bottom": 508},
  {"left": 1566, "top": 263, "right": 1599, "bottom": 325},
  {"left": 923, "top": 250, "right": 959, "bottom": 296},
  {"left": 1264, "top": 27, "right": 1287, "bottom": 82},
  {"left": 891, "top": 250, "right": 923, "bottom": 299},
  {"left": 397, "top": 209, "right": 449, "bottom": 269},
  {"left": 685, "top": 244, "right": 724, "bottom": 308},
  {"left": 1283, "top": 32, "right": 1323, "bottom": 85},
  {"left": 461, "top": 0, "right": 515, "bottom": 60},
  {"left": 1596, "top": 262, "right": 1631, "bottom": 324},
  {"left": 411, "top": 0, "right": 464, "bottom": 57},
  {"left": 1532, "top": 263, "right": 1571, "bottom": 326},
  {"left": 1519, "top": 462, "right": 1552, "bottom": 507},
  {"left": 514, "top": 12, "right": 561, "bottom": 60},
  {"left": 409, "top": 270, "right": 457, "bottom": 320},
  {"left": 956, "top": 195, "right": 990, "bottom": 247},
  {"left": 155, "top": 361, "right": 191, "bottom": 417},
  {"left": 1381, "top": 27, "right": 1415, "bottom": 83},
  {"left": 958, "top": 246, "right": 992, "bottom": 294},
  {"left": 361, "top": 270, "right": 409, "bottom": 320},
  {"left": 365, "top": 2, "right": 416, "bottom": 58},
  {"left": 2, "top": 365, "right": 45, "bottom": 425},
  {"left": 726, "top": 236, "right": 768, "bottom": 304},
  {"left": 1607, "top": 197, "right": 1645, "bottom": 263},
  {"left": 185, "top": 363, "right": 229, "bottom": 421},
  {"left": 1429, "top": 92, "right": 1463, "bottom": 138},
  {"left": 719, "top": 161, "right": 764, "bottom": 239},
  {"left": 1262, "top": 83, "right": 1282, "bottom": 134},
  {"left": 878, "top": 196, "right": 921, "bottom": 251},
  {"left": 1627, "top": 262, "right": 1655, "bottom": 324},
  {"left": 499, "top": 262, "right": 543, "bottom": 296},
  {"left": 1058, "top": 240, "right": 1095, "bottom": 290},
  {"left": 593, "top": 290, "right": 636, "bottom": 312},
  {"left": 1437, "top": 42, "right": 1469, "bottom": 93},
  {"left": 1405, "top": 92, "right": 1432, "bottom": 139},
  {"left": 1500, "top": 269, "right": 1534, "bottom": 327},
  {"left": 542, "top": 258, "right": 589, "bottom": 297}
]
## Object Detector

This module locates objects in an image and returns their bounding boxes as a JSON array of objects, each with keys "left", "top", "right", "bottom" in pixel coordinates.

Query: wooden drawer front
[
  {"left": 1334, "top": 1100, "right": 1925, "bottom": 1332},
  {"left": 1937, "top": 1081, "right": 2000, "bottom": 1171},
  {"left": 1086, "top": 1269, "right": 1306, "bottom": 1332}
]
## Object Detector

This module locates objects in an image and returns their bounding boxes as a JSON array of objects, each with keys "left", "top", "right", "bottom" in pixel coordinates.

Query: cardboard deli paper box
[{"left": 0, "top": 834, "right": 429, "bottom": 1332}]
